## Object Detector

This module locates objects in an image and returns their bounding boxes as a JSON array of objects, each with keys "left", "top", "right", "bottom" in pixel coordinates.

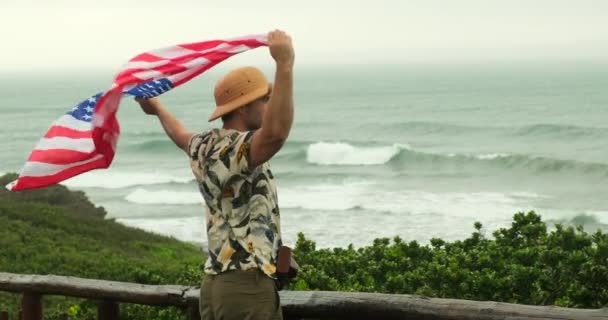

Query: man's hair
[
  {"left": 221, "top": 111, "right": 234, "bottom": 123},
  {"left": 221, "top": 100, "right": 256, "bottom": 123}
]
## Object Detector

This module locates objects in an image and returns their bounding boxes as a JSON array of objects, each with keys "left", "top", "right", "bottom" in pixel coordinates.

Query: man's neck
[{"left": 222, "top": 121, "right": 248, "bottom": 132}]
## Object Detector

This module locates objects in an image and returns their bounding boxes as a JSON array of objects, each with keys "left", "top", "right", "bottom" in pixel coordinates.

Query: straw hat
[{"left": 208, "top": 66, "right": 271, "bottom": 122}]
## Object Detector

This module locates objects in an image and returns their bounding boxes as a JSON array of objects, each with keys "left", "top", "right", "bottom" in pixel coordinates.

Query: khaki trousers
[{"left": 199, "top": 269, "right": 283, "bottom": 320}]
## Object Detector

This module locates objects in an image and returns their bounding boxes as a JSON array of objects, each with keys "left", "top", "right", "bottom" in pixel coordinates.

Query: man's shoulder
[
  {"left": 189, "top": 128, "right": 254, "bottom": 159},
  {"left": 188, "top": 129, "right": 213, "bottom": 160}
]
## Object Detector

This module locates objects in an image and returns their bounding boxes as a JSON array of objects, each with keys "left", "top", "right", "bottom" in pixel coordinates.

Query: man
[{"left": 136, "top": 30, "right": 294, "bottom": 320}]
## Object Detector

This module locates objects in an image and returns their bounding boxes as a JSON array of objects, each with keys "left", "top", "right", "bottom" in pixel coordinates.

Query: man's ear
[{"left": 238, "top": 103, "right": 251, "bottom": 115}]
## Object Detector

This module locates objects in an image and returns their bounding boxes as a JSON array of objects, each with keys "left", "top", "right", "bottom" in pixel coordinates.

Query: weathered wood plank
[
  {"left": 2, "top": 272, "right": 607, "bottom": 320},
  {"left": 0, "top": 272, "right": 189, "bottom": 307},
  {"left": 21, "top": 292, "right": 42, "bottom": 320},
  {"left": 277, "top": 291, "right": 608, "bottom": 320}
]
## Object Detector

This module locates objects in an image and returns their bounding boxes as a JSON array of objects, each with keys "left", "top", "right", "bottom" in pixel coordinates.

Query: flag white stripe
[
  {"left": 228, "top": 34, "right": 267, "bottom": 43},
  {"left": 149, "top": 46, "right": 197, "bottom": 59},
  {"left": 20, "top": 154, "right": 105, "bottom": 177},
  {"left": 223, "top": 44, "right": 251, "bottom": 53},
  {"left": 35, "top": 137, "right": 95, "bottom": 153},
  {"left": 54, "top": 115, "right": 92, "bottom": 131},
  {"left": 123, "top": 60, "right": 170, "bottom": 70},
  {"left": 132, "top": 69, "right": 164, "bottom": 81},
  {"left": 122, "top": 84, "right": 137, "bottom": 92},
  {"left": 167, "top": 65, "right": 206, "bottom": 84},
  {"left": 180, "top": 57, "right": 209, "bottom": 69},
  {"left": 197, "top": 43, "right": 235, "bottom": 55}
]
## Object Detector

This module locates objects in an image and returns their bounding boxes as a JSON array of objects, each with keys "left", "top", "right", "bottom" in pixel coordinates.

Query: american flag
[{"left": 6, "top": 34, "right": 268, "bottom": 191}]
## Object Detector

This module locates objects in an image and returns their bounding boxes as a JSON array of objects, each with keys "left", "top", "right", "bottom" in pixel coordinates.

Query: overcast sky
[{"left": 1, "top": 0, "right": 607, "bottom": 71}]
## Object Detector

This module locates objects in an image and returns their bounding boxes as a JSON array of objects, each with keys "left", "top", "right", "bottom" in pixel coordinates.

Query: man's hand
[
  {"left": 268, "top": 30, "right": 294, "bottom": 69},
  {"left": 135, "top": 97, "right": 160, "bottom": 115}
]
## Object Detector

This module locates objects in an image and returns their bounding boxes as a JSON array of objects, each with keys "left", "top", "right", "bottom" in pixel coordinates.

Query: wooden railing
[{"left": 1, "top": 272, "right": 607, "bottom": 320}]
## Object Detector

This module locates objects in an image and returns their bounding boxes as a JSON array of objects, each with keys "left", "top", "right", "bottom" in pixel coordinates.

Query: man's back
[{"left": 188, "top": 128, "right": 282, "bottom": 277}]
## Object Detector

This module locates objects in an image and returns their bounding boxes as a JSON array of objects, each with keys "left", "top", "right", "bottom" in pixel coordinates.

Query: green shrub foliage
[{"left": 292, "top": 211, "right": 608, "bottom": 308}]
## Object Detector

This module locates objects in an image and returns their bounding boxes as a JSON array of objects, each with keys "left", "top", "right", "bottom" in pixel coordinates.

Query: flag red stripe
[
  {"left": 27, "top": 149, "right": 96, "bottom": 165},
  {"left": 149, "top": 63, "right": 188, "bottom": 77},
  {"left": 179, "top": 38, "right": 263, "bottom": 52},
  {"left": 129, "top": 52, "right": 167, "bottom": 63},
  {"left": 115, "top": 62, "right": 189, "bottom": 84},
  {"left": 10, "top": 156, "right": 108, "bottom": 191},
  {"left": 114, "top": 72, "right": 151, "bottom": 86},
  {"left": 44, "top": 126, "right": 92, "bottom": 139}
]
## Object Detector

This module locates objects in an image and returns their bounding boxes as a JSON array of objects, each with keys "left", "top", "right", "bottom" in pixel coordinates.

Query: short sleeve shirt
[{"left": 188, "top": 128, "right": 282, "bottom": 278}]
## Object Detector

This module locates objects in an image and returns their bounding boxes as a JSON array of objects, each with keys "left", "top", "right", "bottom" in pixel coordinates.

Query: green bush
[{"left": 292, "top": 211, "right": 608, "bottom": 308}]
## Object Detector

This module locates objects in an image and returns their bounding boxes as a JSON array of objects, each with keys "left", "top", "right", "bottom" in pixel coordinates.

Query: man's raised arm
[
  {"left": 248, "top": 30, "right": 295, "bottom": 169},
  {"left": 136, "top": 97, "right": 193, "bottom": 153}
]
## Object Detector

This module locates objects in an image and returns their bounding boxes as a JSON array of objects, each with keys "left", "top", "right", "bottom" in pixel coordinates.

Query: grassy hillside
[{"left": 0, "top": 173, "right": 203, "bottom": 319}]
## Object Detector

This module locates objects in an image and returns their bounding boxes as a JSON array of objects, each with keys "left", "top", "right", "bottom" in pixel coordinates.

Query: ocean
[{"left": 1, "top": 63, "right": 607, "bottom": 248}]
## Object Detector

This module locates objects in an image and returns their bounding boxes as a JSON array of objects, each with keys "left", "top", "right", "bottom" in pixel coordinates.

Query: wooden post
[
  {"left": 0, "top": 311, "right": 8, "bottom": 320},
  {"left": 21, "top": 293, "right": 42, "bottom": 320},
  {"left": 97, "top": 301, "right": 119, "bottom": 320},
  {"left": 187, "top": 304, "right": 200, "bottom": 320}
]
